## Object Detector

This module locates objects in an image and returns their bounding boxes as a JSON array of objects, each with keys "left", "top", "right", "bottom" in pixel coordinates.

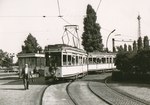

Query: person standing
[{"left": 22, "top": 64, "right": 30, "bottom": 90}]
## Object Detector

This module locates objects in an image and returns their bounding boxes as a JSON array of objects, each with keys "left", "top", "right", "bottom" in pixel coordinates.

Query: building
[{"left": 17, "top": 53, "right": 45, "bottom": 77}]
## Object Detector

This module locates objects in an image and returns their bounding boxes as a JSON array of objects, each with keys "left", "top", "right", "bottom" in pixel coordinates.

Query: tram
[
  {"left": 44, "top": 44, "right": 88, "bottom": 80},
  {"left": 44, "top": 44, "right": 116, "bottom": 80},
  {"left": 88, "top": 52, "right": 116, "bottom": 72}
]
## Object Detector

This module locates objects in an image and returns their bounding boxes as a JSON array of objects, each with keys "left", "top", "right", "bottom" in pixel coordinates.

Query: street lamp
[{"left": 106, "top": 29, "right": 116, "bottom": 52}]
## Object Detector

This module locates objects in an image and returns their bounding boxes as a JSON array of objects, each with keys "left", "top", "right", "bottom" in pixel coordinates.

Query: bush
[
  {"left": 112, "top": 71, "right": 150, "bottom": 83},
  {"left": 112, "top": 71, "right": 123, "bottom": 81},
  {"left": 115, "top": 52, "right": 135, "bottom": 72},
  {"left": 115, "top": 49, "right": 150, "bottom": 74}
]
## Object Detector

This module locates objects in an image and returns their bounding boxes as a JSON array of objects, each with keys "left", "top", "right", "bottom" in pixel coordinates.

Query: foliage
[
  {"left": 128, "top": 45, "right": 132, "bottom": 52},
  {"left": 116, "top": 45, "right": 124, "bottom": 52},
  {"left": 133, "top": 41, "right": 137, "bottom": 53},
  {"left": 133, "top": 50, "right": 150, "bottom": 73},
  {"left": 124, "top": 44, "right": 127, "bottom": 52},
  {"left": 143, "top": 36, "right": 149, "bottom": 50},
  {"left": 115, "top": 52, "right": 134, "bottom": 72},
  {"left": 115, "top": 36, "right": 150, "bottom": 82},
  {"left": 116, "top": 48, "right": 150, "bottom": 74},
  {"left": 137, "top": 37, "right": 143, "bottom": 51},
  {"left": 21, "top": 33, "right": 42, "bottom": 53},
  {"left": 0, "top": 49, "right": 13, "bottom": 67},
  {"left": 82, "top": 4, "right": 103, "bottom": 52}
]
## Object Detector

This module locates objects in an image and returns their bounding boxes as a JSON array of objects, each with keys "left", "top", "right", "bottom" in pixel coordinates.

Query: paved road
[
  {"left": 43, "top": 73, "right": 111, "bottom": 105},
  {"left": 0, "top": 76, "right": 48, "bottom": 105},
  {"left": 68, "top": 81, "right": 108, "bottom": 105},
  {"left": 42, "top": 81, "right": 75, "bottom": 105}
]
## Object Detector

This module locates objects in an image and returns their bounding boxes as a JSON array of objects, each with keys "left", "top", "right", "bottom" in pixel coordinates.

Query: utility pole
[{"left": 112, "top": 38, "right": 115, "bottom": 52}]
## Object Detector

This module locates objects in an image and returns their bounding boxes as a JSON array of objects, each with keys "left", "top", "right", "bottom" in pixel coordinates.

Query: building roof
[{"left": 17, "top": 53, "right": 45, "bottom": 58}]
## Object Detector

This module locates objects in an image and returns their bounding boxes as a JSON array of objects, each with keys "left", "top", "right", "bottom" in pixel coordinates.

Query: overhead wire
[
  {"left": 0, "top": 15, "right": 58, "bottom": 18},
  {"left": 56, "top": 0, "right": 72, "bottom": 25},
  {"left": 0, "top": 0, "right": 123, "bottom": 39},
  {"left": 60, "top": 17, "right": 72, "bottom": 25},
  {"left": 96, "top": 0, "right": 102, "bottom": 13}
]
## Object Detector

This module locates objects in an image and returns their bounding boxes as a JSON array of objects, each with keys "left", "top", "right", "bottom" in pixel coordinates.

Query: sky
[{"left": 0, "top": 0, "right": 150, "bottom": 62}]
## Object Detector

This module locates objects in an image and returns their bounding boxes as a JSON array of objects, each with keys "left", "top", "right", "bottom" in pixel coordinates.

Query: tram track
[
  {"left": 66, "top": 79, "right": 108, "bottom": 105},
  {"left": 87, "top": 81, "right": 111, "bottom": 105},
  {"left": 88, "top": 77, "right": 149, "bottom": 105},
  {"left": 42, "top": 73, "right": 150, "bottom": 105},
  {"left": 66, "top": 80, "right": 79, "bottom": 105},
  {"left": 105, "top": 78, "right": 150, "bottom": 105},
  {"left": 40, "top": 84, "right": 51, "bottom": 105}
]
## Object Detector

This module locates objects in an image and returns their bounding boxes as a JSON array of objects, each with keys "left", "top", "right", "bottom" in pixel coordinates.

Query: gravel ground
[
  {"left": 0, "top": 75, "right": 47, "bottom": 105},
  {"left": 110, "top": 83, "right": 150, "bottom": 103}
]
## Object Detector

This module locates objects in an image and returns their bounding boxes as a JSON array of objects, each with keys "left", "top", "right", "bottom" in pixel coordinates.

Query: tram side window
[
  {"left": 79, "top": 56, "right": 82, "bottom": 65},
  {"left": 72, "top": 55, "right": 76, "bottom": 65},
  {"left": 76, "top": 56, "right": 78, "bottom": 65},
  {"left": 83, "top": 57, "right": 87, "bottom": 64},
  {"left": 97, "top": 58, "right": 101, "bottom": 64},
  {"left": 89, "top": 58, "right": 93, "bottom": 64},
  {"left": 63, "top": 55, "right": 67, "bottom": 66},
  {"left": 68, "top": 55, "right": 71, "bottom": 65},
  {"left": 110, "top": 58, "right": 112, "bottom": 63},
  {"left": 93, "top": 58, "right": 97, "bottom": 64},
  {"left": 83, "top": 57, "right": 85, "bottom": 64},
  {"left": 102, "top": 58, "right": 106, "bottom": 63}
]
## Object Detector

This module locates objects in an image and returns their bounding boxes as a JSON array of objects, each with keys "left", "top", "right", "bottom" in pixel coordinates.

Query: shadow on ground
[
  {"left": 2, "top": 77, "right": 47, "bottom": 85},
  {"left": 0, "top": 87, "right": 25, "bottom": 90}
]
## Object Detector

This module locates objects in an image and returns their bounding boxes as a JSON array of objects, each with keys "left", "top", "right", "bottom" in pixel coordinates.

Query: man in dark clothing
[{"left": 22, "top": 64, "right": 30, "bottom": 90}]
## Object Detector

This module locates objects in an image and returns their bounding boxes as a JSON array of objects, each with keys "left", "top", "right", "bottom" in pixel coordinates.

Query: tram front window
[{"left": 46, "top": 52, "right": 61, "bottom": 66}]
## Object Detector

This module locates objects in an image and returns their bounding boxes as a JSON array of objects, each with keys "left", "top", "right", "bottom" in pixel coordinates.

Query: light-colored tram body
[
  {"left": 17, "top": 53, "right": 46, "bottom": 77},
  {"left": 88, "top": 52, "right": 116, "bottom": 72},
  {"left": 44, "top": 44, "right": 88, "bottom": 79}
]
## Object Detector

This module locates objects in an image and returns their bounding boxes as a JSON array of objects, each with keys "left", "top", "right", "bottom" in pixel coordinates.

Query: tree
[
  {"left": 82, "top": 4, "right": 103, "bottom": 52},
  {"left": 22, "top": 33, "right": 42, "bottom": 53},
  {"left": 133, "top": 41, "right": 137, "bottom": 53},
  {"left": 133, "top": 50, "right": 150, "bottom": 73},
  {"left": 115, "top": 52, "right": 133, "bottom": 72},
  {"left": 143, "top": 36, "right": 149, "bottom": 50},
  {"left": 137, "top": 37, "right": 143, "bottom": 51},
  {"left": 117, "top": 45, "right": 124, "bottom": 52},
  {"left": 128, "top": 45, "right": 132, "bottom": 52},
  {"left": 124, "top": 44, "right": 127, "bottom": 52},
  {"left": 0, "top": 49, "right": 12, "bottom": 67}
]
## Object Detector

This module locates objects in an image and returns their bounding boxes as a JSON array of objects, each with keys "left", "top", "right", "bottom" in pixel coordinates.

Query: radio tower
[{"left": 137, "top": 14, "right": 141, "bottom": 39}]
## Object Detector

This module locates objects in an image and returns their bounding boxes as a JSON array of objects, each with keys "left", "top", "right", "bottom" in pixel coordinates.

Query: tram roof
[
  {"left": 17, "top": 53, "right": 45, "bottom": 58},
  {"left": 88, "top": 52, "right": 116, "bottom": 57},
  {"left": 45, "top": 44, "right": 86, "bottom": 54}
]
